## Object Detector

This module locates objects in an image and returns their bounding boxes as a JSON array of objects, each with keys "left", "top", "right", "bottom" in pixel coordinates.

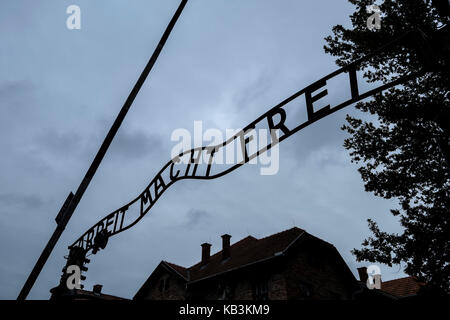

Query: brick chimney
[
  {"left": 201, "top": 243, "right": 211, "bottom": 265},
  {"left": 357, "top": 267, "right": 368, "bottom": 283},
  {"left": 221, "top": 234, "right": 231, "bottom": 260},
  {"left": 93, "top": 284, "right": 102, "bottom": 295}
]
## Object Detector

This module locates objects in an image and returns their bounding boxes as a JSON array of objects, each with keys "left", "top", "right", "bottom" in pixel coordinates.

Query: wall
[
  {"left": 143, "top": 270, "right": 186, "bottom": 300},
  {"left": 281, "top": 239, "right": 355, "bottom": 300}
]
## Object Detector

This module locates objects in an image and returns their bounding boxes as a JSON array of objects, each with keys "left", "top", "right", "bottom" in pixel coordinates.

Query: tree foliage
[{"left": 324, "top": 0, "right": 449, "bottom": 293}]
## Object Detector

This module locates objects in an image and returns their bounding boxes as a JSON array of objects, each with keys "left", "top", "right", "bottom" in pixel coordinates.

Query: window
[
  {"left": 253, "top": 280, "right": 269, "bottom": 300},
  {"left": 158, "top": 276, "right": 170, "bottom": 292},
  {"left": 298, "top": 281, "right": 312, "bottom": 299},
  {"left": 218, "top": 283, "right": 232, "bottom": 300}
]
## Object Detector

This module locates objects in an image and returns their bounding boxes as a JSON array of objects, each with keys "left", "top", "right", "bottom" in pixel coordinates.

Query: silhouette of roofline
[
  {"left": 134, "top": 226, "right": 358, "bottom": 299},
  {"left": 187, "top": 230, "right": 305, "bottom": 284}
]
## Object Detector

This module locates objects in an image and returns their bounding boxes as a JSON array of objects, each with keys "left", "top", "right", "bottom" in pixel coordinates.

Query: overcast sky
[{"left": 0, "top": 0, "right": 407, "bottom": 299}]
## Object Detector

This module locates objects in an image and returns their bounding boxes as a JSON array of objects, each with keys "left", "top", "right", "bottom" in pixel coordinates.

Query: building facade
[
  {"left": 50, "top": 226, "right": 429, "bottom": 300},
  {"left": 134, "top": 227, "right": 359, "bottom": 300}
]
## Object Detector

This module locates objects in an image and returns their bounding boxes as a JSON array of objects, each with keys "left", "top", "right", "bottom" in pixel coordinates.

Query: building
[
  {"left": 380, "top": 277, "right": 426, "bottom": 298},
  {"left": 355, "top": 268, "right": 426, "bottom": 299},
  {"left": 134, "top": 227, "right": 361, "bottom": 300},
  {"left": 49, "top": 227, "right": 431, "bottom": 300}
]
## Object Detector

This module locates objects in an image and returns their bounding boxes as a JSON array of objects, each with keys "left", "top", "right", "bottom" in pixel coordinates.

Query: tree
[{"left": 324, "top": 0, "right": 449, "bottom": 294}]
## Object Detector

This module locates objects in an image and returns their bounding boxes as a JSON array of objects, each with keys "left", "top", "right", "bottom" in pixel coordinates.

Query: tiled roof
[
  {"left": 169, "top": 227, "right": 305, "bottom": 282},
  {"left": 381, "top": 276, "right": 425, "bottom": 297}
]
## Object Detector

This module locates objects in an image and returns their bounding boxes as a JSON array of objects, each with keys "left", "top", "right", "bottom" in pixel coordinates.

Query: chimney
[
  {"left": 201, "top": 243, "right": 211, "bottom": 265},
  {"left": 93, "top": 284, "right": 102, "bottom": 295},
  {"left": 221, "top": 234, "right": 231, "bottom": 260},
  {"left": 357, "top": 267, "right": 368, "bottom": 283}
]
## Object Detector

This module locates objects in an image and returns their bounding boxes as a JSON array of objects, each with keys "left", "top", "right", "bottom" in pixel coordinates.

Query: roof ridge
[
  {"left": 163, "top": 260, "right": 187, "bottom": 270},
  {"left": 257, "top": 226, "right": 303, "bottom": 241},
  {"left": 232, "top": 235, "right": 258, "bottom": 244},
  {"left": 163, "top": 260, "right": 189, "bottom": 280}
]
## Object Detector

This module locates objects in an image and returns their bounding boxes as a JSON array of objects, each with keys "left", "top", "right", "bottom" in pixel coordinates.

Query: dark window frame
[{"left": 252, "top": 279, "right": 269, "bottom": 301}]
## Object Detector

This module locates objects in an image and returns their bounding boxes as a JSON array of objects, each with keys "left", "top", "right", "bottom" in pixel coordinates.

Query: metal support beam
[{"left": 17, "top": 0, "right": 188, "bottom": 300}]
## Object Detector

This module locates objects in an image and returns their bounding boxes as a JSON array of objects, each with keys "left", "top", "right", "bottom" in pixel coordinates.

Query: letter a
[
  {"left": 66, "top": 265, "right": 81, "bottom": 289},
  {"left": 66, "top": 5, "right": 81, "bottom": 30}
]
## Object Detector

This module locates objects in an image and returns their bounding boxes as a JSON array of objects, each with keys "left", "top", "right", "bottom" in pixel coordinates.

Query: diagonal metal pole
[{"left": 17, "top": 0, "right": 188, "bottom": 300}]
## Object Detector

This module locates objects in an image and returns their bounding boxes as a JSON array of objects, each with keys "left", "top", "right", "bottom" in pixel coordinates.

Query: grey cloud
[
  {"left": 185, "top": 208, "right": 212, "bottom": 227},
  {"left": 0, "top": 81, "right": 34, "bottom": 101},
  {"left": 109, "top": 129, "right": 164, "bottom": 159},
  {"left": 34, "top": 130, "right": 82, "bottom": 156},
  {"left": 0, "top": 193, "right": 45, "bottom": 209},
  {"left": 232, "top": 69, "right": 276, "bottom": 111},
  {"left": 0, "top": 81, "right": 35, "bottom": 118}
]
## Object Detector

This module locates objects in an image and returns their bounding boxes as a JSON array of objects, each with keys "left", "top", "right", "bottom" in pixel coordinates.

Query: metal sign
[{"left": 69, "top": 30, "right": 427, "bottom": 256}]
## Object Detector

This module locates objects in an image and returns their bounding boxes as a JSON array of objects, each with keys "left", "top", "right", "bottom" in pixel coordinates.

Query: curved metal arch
[{"left": 69, "top": 29, "right": 427, "bottom": 254}]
